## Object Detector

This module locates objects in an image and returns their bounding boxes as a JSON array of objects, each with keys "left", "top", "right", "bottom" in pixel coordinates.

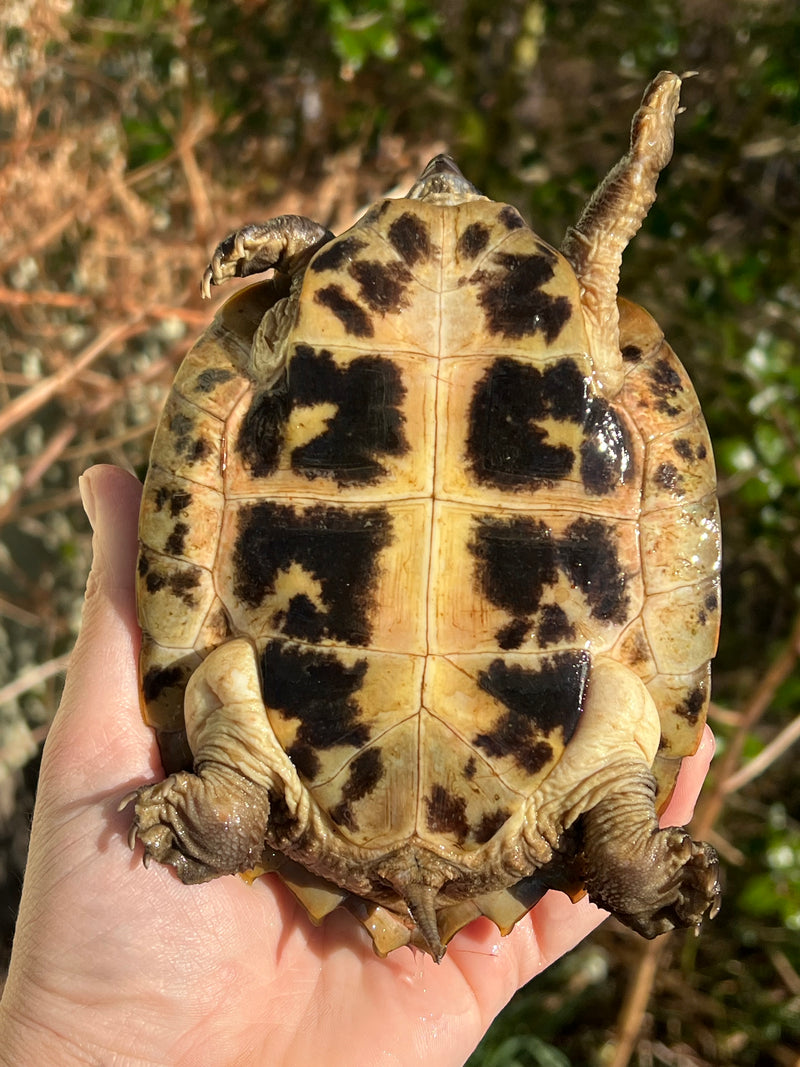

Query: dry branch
[{"left": 0, "top": 318, "right": 144, "bottom": 438}]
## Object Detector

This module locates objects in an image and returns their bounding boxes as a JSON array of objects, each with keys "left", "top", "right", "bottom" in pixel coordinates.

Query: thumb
[{"left": 38, "top": 465, "right": 151, "bottom": 802}]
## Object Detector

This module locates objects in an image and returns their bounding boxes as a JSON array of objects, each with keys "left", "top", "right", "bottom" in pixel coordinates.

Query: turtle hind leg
[
  {"left": 560, "top": 71, "right": 682, "bottom": 392},
  {"left": 125, "top": 766, "right": 270, "bottom": 884},
  {"left": 581, "top": 774, "right": 721, "bottom": 937},
  {"left": 126, "top": 638, "right": 294, "bottom": 885}
]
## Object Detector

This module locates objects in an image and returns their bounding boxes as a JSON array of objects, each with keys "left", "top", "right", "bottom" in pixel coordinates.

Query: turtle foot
[
  {"left": 201, "top": 216, "right": 333, "bottom": 297},
  {"left": 587, "top": 822, "right": 721, "bottom": 938},
  {"left": 125, "top": 768, "right": 269, "bottom": 885}
]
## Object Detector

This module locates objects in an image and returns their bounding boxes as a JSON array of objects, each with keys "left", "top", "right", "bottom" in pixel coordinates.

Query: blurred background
[{"left": 1, "top": 1, "right": 799, "bottom": 1063}]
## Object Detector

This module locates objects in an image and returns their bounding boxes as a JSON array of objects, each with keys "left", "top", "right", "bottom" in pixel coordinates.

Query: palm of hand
[{"left": 0, "top": 467, "right": 712, "bottom": 1067}]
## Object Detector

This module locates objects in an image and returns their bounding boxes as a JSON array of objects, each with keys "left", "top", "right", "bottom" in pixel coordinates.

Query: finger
[
  {"left": 660, "top": 724, "right": 716, "bottom": 826},
  {"left": 38, "top": 465, "right": 151, "bottom": 801}
]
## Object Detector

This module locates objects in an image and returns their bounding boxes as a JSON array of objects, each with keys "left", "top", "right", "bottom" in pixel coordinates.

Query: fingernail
[
  {"left": 77, "top": 465, "right": 141, "bottom": 598},
  {"left": 79, "top": 471, "right": 97, "bottom": 529}
]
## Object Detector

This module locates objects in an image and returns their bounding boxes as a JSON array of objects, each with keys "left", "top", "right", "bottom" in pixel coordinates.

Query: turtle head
[{"left": 406, "top": 154, "right": 486, "bottom": 205}]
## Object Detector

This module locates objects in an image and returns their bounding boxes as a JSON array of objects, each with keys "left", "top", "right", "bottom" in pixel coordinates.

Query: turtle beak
[{"left": 406, "top": 154, "right": 486, "bottom": 205}]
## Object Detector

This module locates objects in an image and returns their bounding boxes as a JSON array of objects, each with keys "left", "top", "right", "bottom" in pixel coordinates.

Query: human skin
[{"left": 0, "top": 464, "right": 716, "bottom": 1067}]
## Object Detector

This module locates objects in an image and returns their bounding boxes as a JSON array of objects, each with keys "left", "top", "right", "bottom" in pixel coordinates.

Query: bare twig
[
  {"left": 0, "top": 287, "right": 93, "bottom": 308},
  {"left": 0, "top": 597, "right": 41, "bottom": 628},
  {"left": 721, "top": 712, "right": 800, "bottom": 795},
  {"left": 0, "top": 653, "right": 72, "bottom": 709},
  {"left": 177, "top": 104, "right": 217, "bottom": 243},
  {"left": 694, "top": 610, "right": 800, "bottom": 840},
  {"left": 0, "top": 318, "right": 144, "bottom": 438},
  {"left": 607, "top": 939, "right": 666, "bottom": 1067},
  {"left": 0, "top": 422, "right": 77, "bottom": 527}
]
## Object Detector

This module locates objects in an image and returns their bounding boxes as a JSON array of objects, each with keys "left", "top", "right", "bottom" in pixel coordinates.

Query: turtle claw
[
  {"left": 201, "top": 216, "right": 333, "bottom": 298},
  {"left": 125, "top": 774, "right": 192, "bottom": 872},
  {"left": 201, "top": 232, "right": 243, "bottom": 297},
  {"left": 670, "top": 837, "right": 721, "bottom": 930},
  {"left": 118, "top": 790, "right": 138, "bottom": 813}
]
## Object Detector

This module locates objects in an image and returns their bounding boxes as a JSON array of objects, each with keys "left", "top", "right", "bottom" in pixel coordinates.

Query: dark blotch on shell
[
  {"left": 475, "top": 652, "right": 590, "bottom": 774},
  {"left": 472, "top": 514, "right": 628, "bottom": 626},
  {"left": 261, "top": 641, "right": 371, "bottom": 783},
  {"left": 474, "top": 808, "right": 511, "bottom": 844},
  {"left": 466, "top": 357, "right": 585, "bottom": 490},
  {"left": 387, "top": 212, "right": 432, "bottom": 266},
  {"left": 498, "top": 205, "right": 525, "bottom": 229},
  {"left": 236, "top": 386, "right": 290, "bottom": 478},
  {"left": 497, "top": 617, "right": 531, "bottom": 651},
  {"left": 536, "top": 604, "right": 576, "bottom": 647},
  {"left": 169, "top": 490, "right": 192, "bottom": 517},
  {"left": 676, "top": 685, "right": 707, "bottom": 725},
  {"left": 310, "top": 235, "right": 369, "bottom": 273},
  {"left": 456, "top": 222, "right": 490, "bottom": 260},
  {"left": 579, "top": 399, "right": 635, "bottom": 496},
  {"left": 559, "top": 517, "right": 630, "bottom": 625},
  {"left": 168, "top": 569, "right": 201, "bottom": 606},
  {"left": 314, "top": 284, "right": 374, "bottom": 337},
  {"left": 164, "top": 521, "right": 189, "bottom": 557},
  {"left": 142, "top": 664, "right": 186, "bottom": 703},
  {"left": 194, "top": 368, "right": 236, "bottom": 394},
  {"left": 425, "top": 785, "right": 469, "bottom": 844},
  {"left": 349, "top": 260, "right": 413, "bottom": 314},
  {"left": 654, "top": 462, "right": 684, "bottom": 494},
  {"left": 329, "top": 748, "right": 385, "bottom": 831},
  {"left": 649, "top": 357, "right": 685, "bottom": 416},
  {"left": 476, "top": 251, "right": 572, "bottom": 343},
  {"left": 234, "top": 501, "right": 392, "bottom": 645},
  {"left": 472, "top": 516, "right": 558, "bottom": 618},
  {"left": 621, "top": 344, "right": 642, "bottom": 363},
  {"left": 289, "top": 346, "right": 408, "bottom": 486}
]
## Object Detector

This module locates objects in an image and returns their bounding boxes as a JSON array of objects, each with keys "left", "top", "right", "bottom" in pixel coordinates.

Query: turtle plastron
[{"left": 127, "top": 70, "right": 721, "bottom": 961}]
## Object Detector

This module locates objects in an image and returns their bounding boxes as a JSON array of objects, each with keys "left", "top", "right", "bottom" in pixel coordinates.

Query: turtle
[{"left": 127, "top": 70, "right": 721, "bottom": 962}]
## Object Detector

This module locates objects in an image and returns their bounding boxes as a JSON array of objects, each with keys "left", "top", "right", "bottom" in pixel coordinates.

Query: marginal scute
[
  {"left": 134, "top": 104, "right": 721, "bottom": 961},
  {"left": 139, "top": 467, "right": 223, "bottom": 570}
]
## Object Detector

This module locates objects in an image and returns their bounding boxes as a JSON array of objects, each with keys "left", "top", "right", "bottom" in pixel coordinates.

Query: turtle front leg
[
  {"left": 127, "top": 638, "right": 303, "bottom": 885},
  {"left": 560, "top": 71, "right": 682, "bottom": 391},
  {"left": 201, "top": 215, "right": 333, "bottom": 298},
  {"left": 581, "top": 772, "right": 720, "bottom": 937}
]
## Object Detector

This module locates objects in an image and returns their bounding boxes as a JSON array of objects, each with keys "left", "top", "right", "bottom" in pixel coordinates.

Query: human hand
[{"left": 0, "top": 464, "right": 716, "bottom": 1067}]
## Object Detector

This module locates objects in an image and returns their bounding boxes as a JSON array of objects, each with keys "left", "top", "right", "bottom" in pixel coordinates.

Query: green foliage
[
  {"left": 739, "top": 805, "right": 800, "bottom": 931},
  {"left": 472, "top": 1035, "right": 572, "bottom": 1067},
  {"left": 323, "top": 0, "right": 442, "bottom": 75}
]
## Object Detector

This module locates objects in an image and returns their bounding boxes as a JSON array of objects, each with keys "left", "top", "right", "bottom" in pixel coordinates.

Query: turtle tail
[{"left": 403, "top": 883, "right": 446, "bottom": 963}]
